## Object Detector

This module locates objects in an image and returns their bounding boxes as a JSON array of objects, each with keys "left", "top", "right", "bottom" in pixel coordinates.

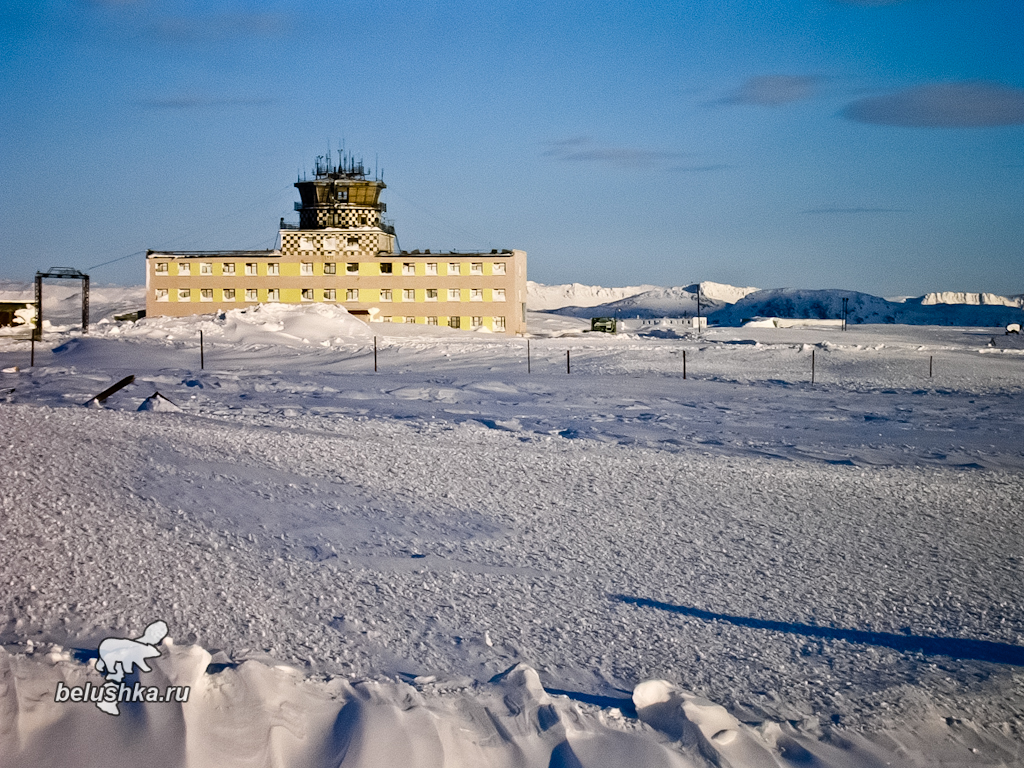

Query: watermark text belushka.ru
[{"left": 55, "top": 680, "right": 190, "bottom": 704}]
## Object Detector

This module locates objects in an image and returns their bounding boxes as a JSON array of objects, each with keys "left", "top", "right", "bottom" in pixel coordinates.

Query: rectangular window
[
  {"left": 223, "top": 262, "right": 235, "bottom": 275},
  {"left": 346, "top": 288, "right": 359, "bottom": 301},
  {"left": 493, "top": 262, "right": 506, "bottom": 275},
  {"left": 178, "top": 263, "right": 191, "bottom": 276},
  {"left": 267, "top": 263, "right": 280, "bottom": 276},
  {"left": 360, "top": 216, "right": 367, "bottom": 226},
  {"left": 267, "top": 288, "right": 280, "bottom": 301},
  {"left": 426, "top": 289, "right": 438, "bottom": 302},
  {"left": 155, "top": 288, "right": 169, "bottom": 301},
  {"left": 200, "top": 288, "right": 213, "bottom": 301},
  {"left": 447, "top": 262, "right": 460, "bottom": 276},
  {"left": 323, "top": 262, "right": 336, "bottom": 275},
  {"left": 155, "top": 262, "right": 168, "bottom": 274},
  {"left": 448, "top": 288, "right": 460, "bottom": 301},
  {"left": 337, "top": 189, "right": 348, "bottom": 202},
  {"left": 470, "top": 262, "right": 483, "bottom": 275},
  {"left": 404, "top": 316, "right": 415, "bottom": 324},
  {"left": 299, "top": 236, "right": 315, "bottom": 250},
  {"left": 347, "top": 237, "right": 359, "bottom": 247},
  {"left": 245, "top": 263, "right": 258, "bottom": 276},
  {"left": 449, "top": 316, "right": 461, "bottom": 329},
  {"left": 200, "top": 262, "right": 212, "bottom": 275},
  {"left": 403, "top": 288, "right": 415, "bottom": 301},
  {"left": 426, "top": 316, "right": 438, "bottom": 326},
  {"left": 402, "top": 263, "right": 415, "bottom": 275},
  {"left": 382, "top": 315, "right": 392, "bottom": 322},
  {"left": 300, "top": 262, "right": 314, "bottom": 275},
  {"left": 493, "top": 316, "right": 506, "bottom": 331},
  {"left": 323, "top": 236, "right": 338, "bottom": 251},
  {"left": 470, "top": 288, "right": 483, "bottom": 301},
  {"left": 471, "top": 316, "right": 482, "bottom": 328},
  {"left": 493, "top": 288, "right": 506, "bottom": 301},
  {"left": 245, "top": 288, "right": 258, "bottom": 301},
  {"left": 425, "top": 262, "right": 438, "bottom": 275},
  {"left": 178, "top": 288, "right": 191, "bottom": 301},
  {"left": 323, "top": 288, "right": 336, "bottom": 301},
  {"left": 223, "top": 288, "right": 236, "bottom": 301},
  {"left": 380, "top": 289, "right": 392, "bottom": 302},
  {"left": 301, "top": 288, "right": 314, "bottom": 301},
  {"left": 379, "top": 262, "right": 392, "bottom": 274},
  {"left": 346, "top": 263, "right": 359, "bottom": 273}
]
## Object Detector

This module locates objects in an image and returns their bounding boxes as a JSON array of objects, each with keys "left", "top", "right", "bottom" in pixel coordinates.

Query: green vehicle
[{"left": 590, "top": 317, "right": 617, "bottom": 333}]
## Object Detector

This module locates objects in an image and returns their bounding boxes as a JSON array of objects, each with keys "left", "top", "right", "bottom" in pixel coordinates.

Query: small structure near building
[
  {"left": 0, "top": 301, "right": 34, "bottom": 329},
  {"left": 1007, "top": 323, "right": 1021, "bottom": 335},
  {"left": 589, "top": 317, "right": 617, "bottom": 333}
]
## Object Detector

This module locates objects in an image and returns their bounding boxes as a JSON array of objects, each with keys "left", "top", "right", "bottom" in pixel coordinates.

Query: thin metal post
[
  {"left": 929, "top": 355, "right": 933, "bottom": 378},
  {"left": 82, "top": 275, "right": 89, "bottom": 334},
  {"left": 200, "top": 330, "right": 204, "bottom": 370},
  {"left": 527, "top": 340, "right": 531, "bottom": 373},
  {"left": 374, "top": 336, "right": 378, "bottom": 372},
  {"left": 566, "top": 349, "right": 570, "bottom": 374},
  {"left": 683, "top": 350, "right": 686, "bottom": 380},
  {"left": 30, "top": 337, "right": 35, "bottom": 367},
  {"left": 34, "top": 274, "right": 42, "bottom": 342},
  {"left": 811, "top": 350, "right": 815, "bottom": 385}
]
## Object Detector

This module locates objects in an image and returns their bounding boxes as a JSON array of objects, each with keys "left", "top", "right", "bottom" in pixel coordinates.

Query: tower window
[
  {"left": 337, "top": 189, "right": 348, "bottom": 202},
  {"left": 324, "top": 262, "right": 336, "bottom": 274},
  {"left": 379, "top": 262, "right": 392, "bottom": 274},
  {"left": 359, "top": 216, "right": 367, "bottom": 225},
  {"left": 299, "top": 236, "right": 315, "bottom": 250}
]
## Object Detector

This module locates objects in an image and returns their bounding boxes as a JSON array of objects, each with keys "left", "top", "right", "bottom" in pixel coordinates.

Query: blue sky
[{"left": 2, "top": 0, "right": 1022, "bottom": 296}]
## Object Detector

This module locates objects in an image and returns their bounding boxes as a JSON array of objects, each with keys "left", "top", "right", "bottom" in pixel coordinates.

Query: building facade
[{"left": 145, "top": 156, "right": 527, "bottom": 335}]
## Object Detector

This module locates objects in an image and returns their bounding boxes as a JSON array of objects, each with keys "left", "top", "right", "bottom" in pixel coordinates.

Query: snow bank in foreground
[{"left": 3, "top": 647, "right": 1015, "bottom": 768}]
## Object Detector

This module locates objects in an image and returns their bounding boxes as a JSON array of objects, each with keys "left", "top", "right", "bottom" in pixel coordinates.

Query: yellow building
[{"left": 146, "top": 155, "right": 527, "bottom": 335}]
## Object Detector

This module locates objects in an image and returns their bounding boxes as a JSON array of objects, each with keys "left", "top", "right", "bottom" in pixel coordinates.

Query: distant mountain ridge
[{"left": 529, "top": 282, "right": 1024, "bottom": 327}]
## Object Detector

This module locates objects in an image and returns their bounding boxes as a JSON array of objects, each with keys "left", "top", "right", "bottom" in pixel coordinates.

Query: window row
[
  {"left": 153, "top": 261, "right": 508, "bottom": 276},
  {"left": 377, "top": 316, "right": 505, "bottom": 330},
  {"left": 155, "top": 288, "right": 506, "bottom": 302}
]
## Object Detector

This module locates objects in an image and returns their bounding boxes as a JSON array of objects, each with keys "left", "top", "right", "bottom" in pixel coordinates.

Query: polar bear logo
[{"left": 94, "top": 620, "right": 168, "bottom": 715}]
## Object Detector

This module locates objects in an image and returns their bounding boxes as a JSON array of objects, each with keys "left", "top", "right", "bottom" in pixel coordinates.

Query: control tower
[{"left": 289, "top": 153, "right": 396, "bottom": 254}]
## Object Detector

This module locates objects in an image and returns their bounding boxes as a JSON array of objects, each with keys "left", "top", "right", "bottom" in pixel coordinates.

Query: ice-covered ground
[{"left": 1, "top": 289, "right": 1023, "bottom": 767}]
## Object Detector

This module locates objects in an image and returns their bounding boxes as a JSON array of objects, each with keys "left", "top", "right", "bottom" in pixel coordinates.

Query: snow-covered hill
[{"left": 526, "top": 281, "right": 658, "bottom": 311}]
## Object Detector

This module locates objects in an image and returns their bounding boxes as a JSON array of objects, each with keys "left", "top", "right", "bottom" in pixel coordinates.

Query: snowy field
[{"left": 1, "top": 287, "right": 1023, "bottom": 767}]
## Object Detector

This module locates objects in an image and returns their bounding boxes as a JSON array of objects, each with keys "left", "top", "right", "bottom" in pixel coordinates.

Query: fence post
[
  {"left": 374, "top": 336, "right": 378, "bottom": 372},
  {"left": 811, "top": 349, "right": 815, "bottom": 385},
  {"left": 566, "top": 349, "right": 571, "bottom": 374},
  {"left": 527, "top": 340, "right": 531, "bottom": 374},
  {"left": 30, "top": 336, "right": 35, "bottom": 367},
  {"left": 929, "top": 355, "right": 933, "bottom": 378},
  {"left": 683, "top": 350, "right": 686, "bottom": 380},
  {"left": 200, "top": 330, "right": 204, "bottom": 370}
]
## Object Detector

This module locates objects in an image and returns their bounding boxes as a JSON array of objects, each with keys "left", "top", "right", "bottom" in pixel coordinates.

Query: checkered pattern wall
[
  {"left": 298, "top": 207, "right": 380, "bottom": 230},
  {"left": 281, "top": 231, "right": 380, "bottom": 257}
]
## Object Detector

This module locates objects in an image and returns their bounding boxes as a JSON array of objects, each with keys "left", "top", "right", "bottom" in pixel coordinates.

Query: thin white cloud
[{"left": 842, "top": 82, "right": 1024, "bottom": 127}]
